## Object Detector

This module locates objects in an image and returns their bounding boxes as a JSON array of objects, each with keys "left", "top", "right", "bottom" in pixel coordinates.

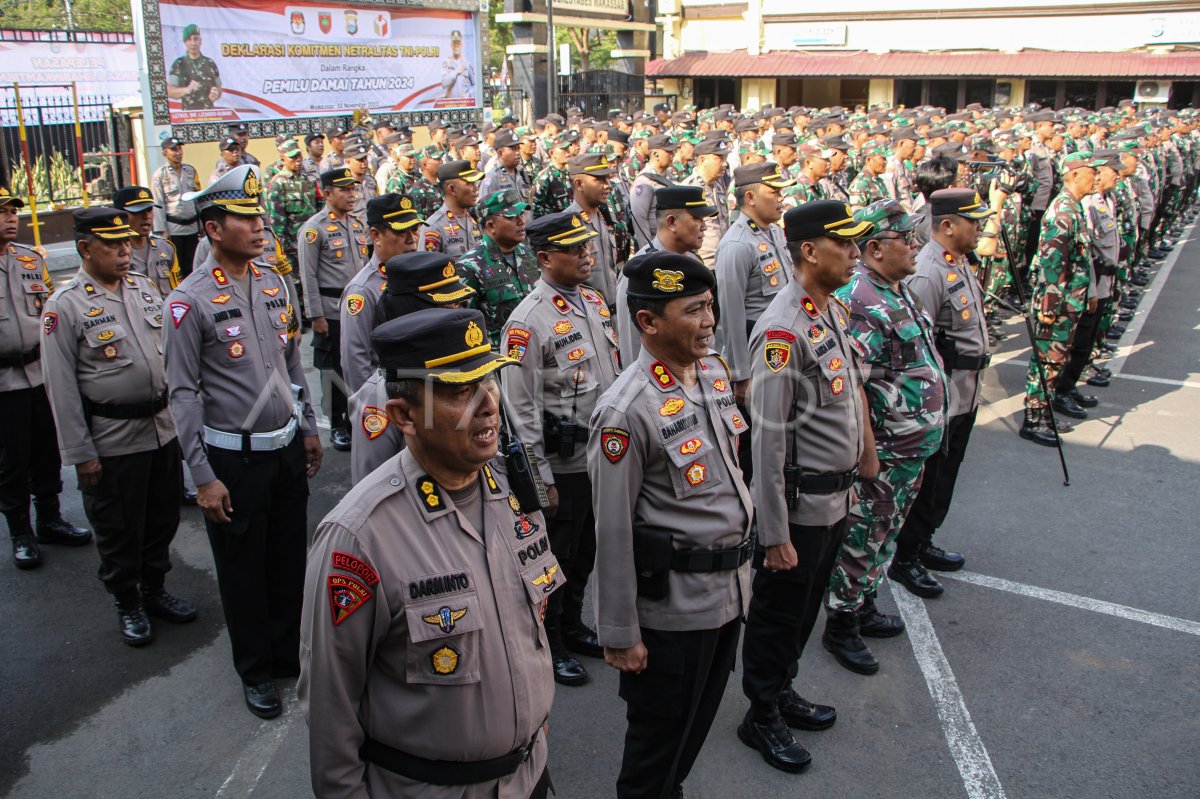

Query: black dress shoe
[
  {"left": 918, "top": 543, "right": 965, "bottom": 572},
  {"left": 737, "top": 710, "right": 812, "bottom": 773},
  {"left": 1068, "top": 389, "right": 1099, "bottom": 408},
  {"left": 551, "top": 654, "right": 589, "bottom": 686},
  {"left": 36, "top": 518, "right": 92, "bottom": 546},
  {"left": 331, "top": 428, "right": 352, "bottom": 452},
  {"left": 822, "top": 612, "right": 878, "bottom": 675},
  {"left": 1086, "top": 374, "right": 1111, "bottom": 388},
  {"left": 244, "top": 682, "right": 282, "bottom": 719},
  {"left": 857, "top": 597, "right": 905, "bottom": 638},
  {"left": 1052, "top": 393, "right": 1089, "bottom": 420},
  {"left": 144, "top": 589, "right": 198, "bottom": 623},
  {"left": 563, "top": 625, "right": 604, "bottom": 658},
  {"left": 181, "top": 488, "right": 198, "bottom": 507},
  {"left": 1091, "top": 365, "right": 1112, "bottom": 378},
  {"left": 1116, "top": 310, "right": 1134, "bottom": 322},
  {"left": 888, "top": 559, "right": 944, "bottom": 598},
  {"left": 118, "top": 605, "right": 154, "bottom": 647},
  {"left": 1108, "top": 324, "right": 1126, "bottom": 335},
  {"left": 11, "top": 535, "right": 41, "bottom": 570},
  {"left": 778, "top": 687, "right": 836, "bottom": 730}
]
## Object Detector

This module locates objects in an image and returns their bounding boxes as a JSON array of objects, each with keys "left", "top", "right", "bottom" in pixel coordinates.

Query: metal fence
[
  {"left": 557, "top": 70, "right": 646, "bottom": 119},
  {"left": 0, "top": 84, "right": 133, "bottom": 210}
]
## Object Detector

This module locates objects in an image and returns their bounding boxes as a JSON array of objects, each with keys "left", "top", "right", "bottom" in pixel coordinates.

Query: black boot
[
  {"left": 822, "top": 610, "right": 879, "bottom": 675},
  {"left": 1051, "top": 392, "right": 1089, "bottom": 420},
  {"left": 116, "top": 594, "right": 154, "bottom": 647},
  {"left": 7, "top": 512, "right": 41, "bottom": 570},
  {"left": 144, "top": 588, "right": 198, "bottom": 623},
  {"left": 857, "top": 594, "right": 905, "bottom": 637},
  {"left": 544, "top": 613, "right": 588, "bottom": 686},
  {"left": 737, "top": 708, "right": 812, "bottom": 773},
  {"left": 34, "top": 498, "right": 92, "bottom": 546},
  {"left": 778, "top": 686, "right": 836, "bottom": 730},
  {"left": 1067, "top": 388, "right": 1099, "bottom": 408},
  {"left": 562, "top": 618, "right": 603, "bottom": 658},
  {"left": 1019, "top": 410, "right": 1060, "bottom": 447}
]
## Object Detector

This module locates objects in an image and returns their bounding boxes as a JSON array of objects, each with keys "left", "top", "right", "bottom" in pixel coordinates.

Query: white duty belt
[{"left": 202, "top": 384, "right": 305, "bottom": 452}]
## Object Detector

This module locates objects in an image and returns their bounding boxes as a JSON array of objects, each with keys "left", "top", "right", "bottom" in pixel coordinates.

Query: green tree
[{"left": 0, "top": 0, "right": 132, "bottom": 31}]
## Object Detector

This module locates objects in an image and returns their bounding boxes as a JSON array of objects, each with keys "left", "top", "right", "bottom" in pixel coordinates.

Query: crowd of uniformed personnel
[{"left": 0, "top": 95, "right": 1197, "bottom": 798}]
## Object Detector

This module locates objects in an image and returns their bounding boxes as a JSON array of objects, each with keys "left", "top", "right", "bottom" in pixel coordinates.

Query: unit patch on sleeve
[
  {"left": 169, "top": 301, "right": 190, "bottom": 327},
  {"left": 361, "top": 406, "right": 388, "bottom": 440},
  {"left": 601, "top": 426, "right": 630, "bottom": 463},
  {"left": 331, "top": 551, "right": 380, "bottom": 585},
  {"left": 328, "top": 574, "right": 372, "bottom": 625},
  {"left": 346, "top": 294, "right": 366, "bottom": 316},
  {"left": 764, "top": 341, "right": 791, "bottom": 372}
]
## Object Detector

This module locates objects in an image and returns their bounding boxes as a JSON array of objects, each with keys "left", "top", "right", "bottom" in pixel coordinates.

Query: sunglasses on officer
[{"left": 873, "top": 229, "right": 917, "bottom": 244}]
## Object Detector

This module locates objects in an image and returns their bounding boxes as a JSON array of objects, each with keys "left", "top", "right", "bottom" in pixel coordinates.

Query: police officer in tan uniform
[
  {"left": 41, "top": 208, "right": 195, "bottom": 646},
  {"left": 589, "top": 251, "right": 753, "bottom": 799},
  {"left": 0, "top": 183, "right": 92, "bottom": 569},
  {"left": 501, "top": 210, "right": 620, "bottom": 687},
  {"left": 739, "top": 200, "right": 874, "bottom": 774},
  {"left": 298, "top": 167, "right": 369, "bottom": 450},
  {"left": 564, "top": 152, "right": 622, "bottom": 307},
  {"left": 164, "top": 164, "right": 323, "bottom": 719},
  {"left": 115, "top": 186, "right": 179, "bottom": 298},
  {"left": 347, "top": 252, "right": 475, "bottom": 484},
  {"left": 300, "top": 307, "right": 556, "bottom": 799},
  {"left": 681, "top": 137, "right": 731, "bottom": 268},
  {"left": 421, "top": 160, "right": 483, "bottom": 258},
  {"left": 339, "top": 194, "right": 424, "bottom": 394},
  {"left": 151, "top": 137, "right": 201, "bottom": 279}
]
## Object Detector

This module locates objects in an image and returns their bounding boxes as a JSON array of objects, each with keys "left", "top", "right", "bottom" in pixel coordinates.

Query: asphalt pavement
[{"left": 4, "top": 228, "right": 1199, "bottom": 799}]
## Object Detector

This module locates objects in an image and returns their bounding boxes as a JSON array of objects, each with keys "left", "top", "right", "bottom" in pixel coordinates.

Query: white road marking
[
  {"left": 214, "top": 686, "right": 300, "bottom": 797},
  {"left": 890, "top": 582, "right": 1008, "bottom": 799},
  {"left": 941, "top": 571, "right": 1200, "bottom": 637},
  {"left": 1111, "top": 372, "right": 1200, "bottom": 390}
]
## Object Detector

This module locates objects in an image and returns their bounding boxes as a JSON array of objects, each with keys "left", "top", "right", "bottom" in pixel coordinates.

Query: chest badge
[{"left": 423, "top": 606, "right": 468, "bottom": 634}]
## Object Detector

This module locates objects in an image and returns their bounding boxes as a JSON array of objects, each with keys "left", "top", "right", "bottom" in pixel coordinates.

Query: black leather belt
[
  {"left": 318, "top": 287, "right": 344, "bottom": 298},
  {"left": 670, "top": 536, "right": 754, "bottom": 572},
  {"left": 796, "top": 468, "right": 859, "bottom": 494},
  {"left": 0, "top": 344, "right": 41, "bottom": 368},
  {"left": 361, "top": 728, "right": 539, "bottom": 786},
  {"left": 82, "top": 389, "right": 169, "bottom": 420},
  {"left": 941, "top": 351, "right": 991, "bottom": 371}
]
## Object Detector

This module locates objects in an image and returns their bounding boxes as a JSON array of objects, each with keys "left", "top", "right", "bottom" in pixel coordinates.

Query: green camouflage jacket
[
  {"left": 835, "top": 264, "right": 947, "bottom": 460},
  {"left": 1030, "top": 190, "right": 1091, "bottom": 341},
  {"left": 531, "top": 163, "right": 572, "bottom": 218},
  {"left": 265, "top": 169, "right": 319, "bottom": 256},
  {"left": 456, "top": 234, "right": 539, "bottom": 344},
  {"left": 384, "top": 167, "right": 417, "bottom": 196},
  {"left": 409, "top": 176, "right": 442, "bottom": 220},
  {"left": 849, "top": 171, "right": 889, "bottom": 211}
]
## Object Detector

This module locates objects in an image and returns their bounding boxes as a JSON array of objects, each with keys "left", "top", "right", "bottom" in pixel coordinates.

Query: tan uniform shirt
[
  {"left": 41, "top": 269, "right": 175, "bottom": 464},
  {"left": 613, "top": 237, "right": 703, "bottom": 367},
  {"left": 714, "top": 214, "right": 791, "bottom": 381},
  {"left": 347, "top": 372, "right": 403, "bottom": 485},
  {"left": 501, "top": 278, "right": 620, "bottom": 483},
  {"left": 905, "top": 240, "right": 990, "bottom": 417},
  {"left": 749, "top": 281, "right": 865, "bottom": 541},
  {"left": 163, "top": 256, "right": 315, "bottom": 487},
  {"left": 299, "top": 451, "right": 558, "bottom": 799},
  {"left": 298, "top": 207, "right": 370, "bottom": 320},
  {"left": 588, "top": 348, "right": 752, "bottom": 648},
  {"left": 0, "top": 242, "right": 53, "bottom": 391},
  {"left": 421, "top": 204, "right": 482, "bottom": 260},
  {"left": 563, "top": 200, "right": 619, "bottom": 306},
  {"left": 339, "top": 255, "right": 387, "bottom": 394},
  {"left": 681, "top": 173, "right": 729, "bottom": 268},
  {"left": 129, "top": 235, "right": 178, "bottom": 299},
  {"left": 151, "top": 163, "right": 200, "bottom": 236}
]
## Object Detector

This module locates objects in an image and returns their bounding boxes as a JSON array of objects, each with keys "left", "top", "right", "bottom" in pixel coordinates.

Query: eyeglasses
[
  {"left": 552, "top": 243, "right": 591, "bottom": 256},
  {"left": 873, "top": 230, "right": 916, "bottom": 244}
]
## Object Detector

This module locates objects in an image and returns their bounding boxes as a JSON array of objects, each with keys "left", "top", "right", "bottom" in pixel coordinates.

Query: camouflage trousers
[
  {"left": 826, "top": 456, "right": 926, "bottom": 613},
  {"left": 1024, "top": 337, "right": 1071, "bottom": 411}
]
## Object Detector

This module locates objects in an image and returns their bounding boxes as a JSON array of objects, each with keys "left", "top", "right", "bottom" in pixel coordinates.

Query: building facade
[{"left": 648, "top": 0, "right": 1200, "bottom": 109}]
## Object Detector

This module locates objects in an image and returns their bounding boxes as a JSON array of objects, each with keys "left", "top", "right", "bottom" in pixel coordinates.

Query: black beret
[{"left": 623, "top": 250, "right": 714, "bottom": 300}]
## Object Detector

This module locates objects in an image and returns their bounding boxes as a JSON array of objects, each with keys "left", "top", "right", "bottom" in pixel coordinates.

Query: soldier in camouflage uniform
[
  {"left": 531, "top": 133, "right": 575, "bottom": 219},
  {"left": 455, "top": 189, "right": 538, "bottom": 346},
  {"left": 623, "top": 132, "right": 650, "bottom": 184},
  {"left": 381, "top": 142, "right": 418, "bottom": 195},
  {"left": 409, "top": 146, "right": 445, "bottom": 220},
  {"left": 265, "top": 138, "right": 319, "bottom": 276},
  {"left": 787, "top": 141, "right": 834, "bottom": 208},
  {"left": 516, "top": 128, "right": 543, "bottom": 190},
  {"left": 822, "top": 201, "right": 948, "bottom": 675},
  {"left": 1020, "top": 153, "right": 1103, "bottom": 446},
  {"left": 848, "top": 146, "right": 890, "bottom": 212},
  {"left": 167, "top": 24, "right": 221, "bottom": 110}
]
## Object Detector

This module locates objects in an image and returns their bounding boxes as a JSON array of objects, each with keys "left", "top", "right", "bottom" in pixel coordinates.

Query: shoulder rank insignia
[
  {"left": 211, "top": 267, "right": 229, "bottom": 286},
  {"left": 328, "top": 574, "right": 372, "bottom": 626},
  {"left": 423, "top": 606, "right": 468, "bottom": 634},
  {"left": 361, "top": 406, "right": 388, "bottom": 440},
  {"left": 551, "top": 294, "right": 571, "bottom": 314},
  {"left": 417, "top": 476, "right": 444, "bottom": 512},
  {"left": 650, "top": 360, "right": 676, "bottom": 389},
  {"left": 482, "top": 463, "right": 501, "bottom": 494}
]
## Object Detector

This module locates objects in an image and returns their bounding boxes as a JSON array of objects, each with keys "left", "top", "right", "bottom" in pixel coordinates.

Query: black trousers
[
  {"left": 81, "top": 439, "right": 182, "bottom": 604},
  {"left": 205, "top": 436, "right": 309, "bottom": 685},
  {"left": 617, "top": 620, "right": 742, "bottom": 799},
  {"left": 544, "top": 471, "right": 596, "bottom": 647},
  {"left": 742, "top": 518, "right": 848, "bottom": 715},
  {"left": 169, "top": 233, "right": 200, "bottom": 280},
  {"left": 1025, "top": 209, "right": 1046, "bottom": 269},
  {"left": 1058, "top": 301, "right": 1107, "bottom": 392},
  {"left": 896, "top": 408, "right": 977, "bottom": 561},
  {"left": 313, "top": 319, "right": 348, "bottom": 431},
  {"left": 0, "top": 385, "right": 63, "bottom": 530}
]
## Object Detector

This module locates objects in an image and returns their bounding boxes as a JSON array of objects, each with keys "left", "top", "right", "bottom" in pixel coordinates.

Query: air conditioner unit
[{"left": 1135, "top": 80, "right": 1171, "bottom": 103}]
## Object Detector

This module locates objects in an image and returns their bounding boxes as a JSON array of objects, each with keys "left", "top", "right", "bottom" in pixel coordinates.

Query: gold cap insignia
[
  {"left": 114, "top": 215, "right": 126, "bottom": 226},
  {"left": 844, "top": 203, "right": 853, "bottom": 217},
  {"left": 243, "top": 170, "right": 261, "bottom": 197},
  {"left": 443, "top": 263, "right": 456, "bottom": 278},
  {"left": 401, "top": 197, "right": 412, "bottom": 210},
  {"left": 138, "top": 189, "right": 150, "bottom": 199},
  {"left": 465, "top": 320, "right": 485, "bottom": 348},
  {"left": 652, "top": 268, "right": 685, "bottom": 293},
  {"left": 571, "top": 215, "right": 582, "bottom": 228}
]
